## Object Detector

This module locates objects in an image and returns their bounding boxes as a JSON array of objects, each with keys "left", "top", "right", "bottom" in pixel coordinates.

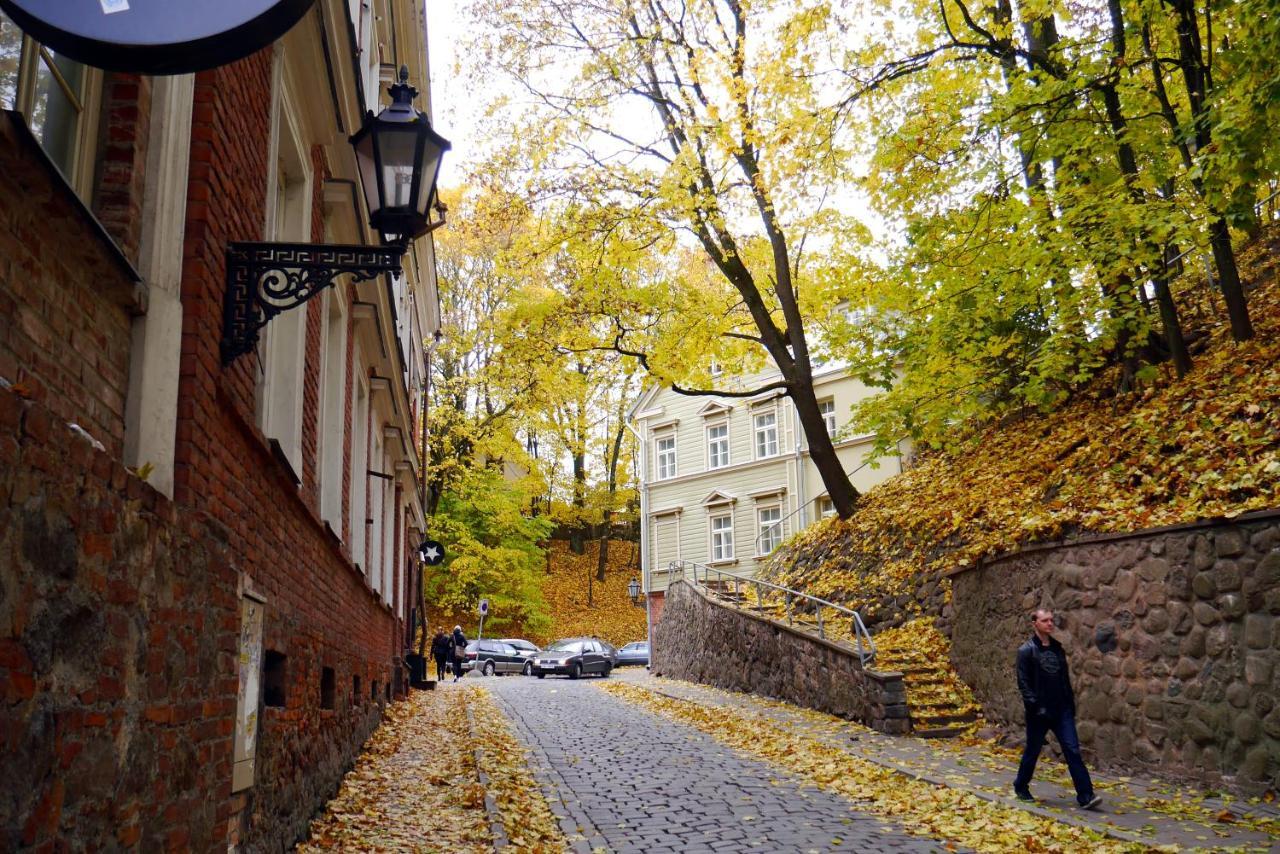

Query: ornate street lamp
[
  {"left": 628, "top": 577, "right": 641, "bottom": 605},
  {"left": 221, "top": 67, "right": 451, "bottom": 365}
]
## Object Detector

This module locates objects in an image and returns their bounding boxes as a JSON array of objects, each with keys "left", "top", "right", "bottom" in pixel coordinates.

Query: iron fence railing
[{"left": 665, "top": 559, "right": 876, "bottom": 666}]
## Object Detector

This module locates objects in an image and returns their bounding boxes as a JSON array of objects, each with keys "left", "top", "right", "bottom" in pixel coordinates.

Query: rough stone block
[
  {"left": 1193, "top": 602, "right": 1221, "bottom": 626},
  {"left": 1244, "top": 654, "right": 1272, "bottom": 687},
  {"left": 1218, "top": 593, "right": 1246, "bottom": 620},
  {"left": 1193, "top": 536, "right": 1216, "bottom": 571},
  {"left": 1142, "top": 609, "right": 1170, "bottom": 634},
  {"left": 1137, "top": 558, "right": 1170, "bottom": 583},
  {"left": 1215, "top": 530, "right": 1246, "bottom": 558},
  {"left": 1244, "top": 614, "right": 1270, "bottom": 649},
  {"left": 1192, "top": 572, "right": 1217, "bottom": 600}
]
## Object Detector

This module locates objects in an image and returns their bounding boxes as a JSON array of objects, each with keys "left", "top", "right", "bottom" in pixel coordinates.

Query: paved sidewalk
[
  {"left": 613, "top": 670, "right": 1280, "bottom": 851},
  {"left": 482, "top": 674, "right": 948, "bottom": 853}
]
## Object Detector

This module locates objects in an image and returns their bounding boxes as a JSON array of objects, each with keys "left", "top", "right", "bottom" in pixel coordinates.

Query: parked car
[
  {"left": 532, "top": 638, "right": 613, "bottom": 679},
  {"left": 501, "top": 638, "right": 541, "bottom": 675},
  {"left": 462, "top": 640, "right": 526, "bottom": 675},
  {"left": 616, "top": 641, "right": 649, "bottom": 666}
]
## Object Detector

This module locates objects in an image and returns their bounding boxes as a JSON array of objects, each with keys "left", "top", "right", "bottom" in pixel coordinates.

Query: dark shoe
[
  {"left": 1079, "top": 795, "right": 1102, "bottom": 810},
  {"left": 1014, "top": 788, "right": 1035, "bottom": 802}
]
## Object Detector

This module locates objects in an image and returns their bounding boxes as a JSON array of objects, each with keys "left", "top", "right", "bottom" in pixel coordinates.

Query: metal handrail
[{"left": 666, "top": 559, "right": 876, "bottom": 666}]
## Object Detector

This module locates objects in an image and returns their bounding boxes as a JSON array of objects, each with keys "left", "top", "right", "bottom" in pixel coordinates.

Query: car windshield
[{"left": 545, "top": 640, "right": 585, "bottom": 653}]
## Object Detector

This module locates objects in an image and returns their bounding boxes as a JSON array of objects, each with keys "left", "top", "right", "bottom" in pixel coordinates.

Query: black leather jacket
[{"left": 1016, "top": 635, "right": 1076, "bottom": 716}]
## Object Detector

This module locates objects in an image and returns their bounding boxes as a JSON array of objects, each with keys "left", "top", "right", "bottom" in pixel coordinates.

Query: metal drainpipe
[
  {"left": 793, "top": 399, "right": 807, "bottom": 530},
  {"left": 624, "top": 421, "right": 651, "bottom": 655}
]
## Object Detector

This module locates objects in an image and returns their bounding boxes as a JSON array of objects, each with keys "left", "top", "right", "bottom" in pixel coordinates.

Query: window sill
[{"left": 706, "top": 558, "right": 738, "bottom": 567}]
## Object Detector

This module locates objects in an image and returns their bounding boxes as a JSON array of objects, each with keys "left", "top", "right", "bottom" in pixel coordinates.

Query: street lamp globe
[
  {"left": 350, "top": 66, "right": 451, "bottom": 247},
  {"left": 627, "top": 577, "right": 641, "bottom": 604}
]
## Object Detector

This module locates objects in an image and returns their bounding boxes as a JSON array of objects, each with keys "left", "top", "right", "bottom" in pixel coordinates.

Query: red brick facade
[{"left": 0, "top": 37, "right": 421, "bottom": 852}]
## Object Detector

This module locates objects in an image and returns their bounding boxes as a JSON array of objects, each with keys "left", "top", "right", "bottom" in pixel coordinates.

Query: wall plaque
[{"left": 0, "top": 0, "right": 315, "bottom": 74}]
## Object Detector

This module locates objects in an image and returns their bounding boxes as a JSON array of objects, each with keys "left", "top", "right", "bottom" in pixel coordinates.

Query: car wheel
[
  {"left": 569, "top": 662, "right": 582, "bottom": 680},
  {"left": 523, "top": 661, "right": 533, "bottom": 676},
  {"left": 536, "top": 672, "right": 546, "bottom": 679},
  {"left": 483, "top": 660, "right": 495, "bottom": 676},
  {"left": 601, "top": 663, "right": 612, "bottom": 679}
]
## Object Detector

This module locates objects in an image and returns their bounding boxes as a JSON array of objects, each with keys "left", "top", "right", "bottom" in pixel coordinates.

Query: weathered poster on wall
[{"left": 232, "top": 592, "right": 265, "bottom": 793}]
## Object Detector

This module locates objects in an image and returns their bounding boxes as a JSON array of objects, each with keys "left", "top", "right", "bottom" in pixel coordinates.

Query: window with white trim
[
  {"left": 818, "top": 497, "right": 836, "bottom": 519},
  {"left": 1, "top": 12, "right": 101, "bottom": 196},
  {"left": 753, "top": 411, "right": 778, "bottom": 458},
  {"left": 655, "top": 433, "right": 677, "bottom": 480},
  {"left": 707, "top": 422, "right": 729, "bottom": 469},
  {"left": 318, "top": 290, "right": 348, "bottom": 531},
  {"left": 757, "top": 506, "right": 783, "bottom": 554},
  {"left": 710, "top": 514, "right": 734, "bottom": 562},
  {"left": 819, "top": 399, "right": 836, "bottom": 437}
]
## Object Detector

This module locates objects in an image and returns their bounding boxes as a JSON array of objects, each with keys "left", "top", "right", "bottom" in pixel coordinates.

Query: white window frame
[
  {"left": 817, "top": 496, "right": 836, "bottom": 519},
  {"left": 706, "top": 421, "right": 729, "bottom": 470},
  {"left": 349, "top": 368, "right": 370, "bottom": 572},
  {"left": 753, "top": 411, "right": 778, "bottom": 459},
  {"left": 256, "top": 55, "right": 312, "bottom": 478},
  {"left": 709, "top": 513, "right": 735, "bottom": 563},
  {"left": 0, "top": 14, "right": 103, "bottom": 197},
  {"left": 757, "top": 505, "right": 783, "bottom": 555},
  {"left": 655, "top": 432, "right": 677, "bottom": 480},
  {"left": 318, "top": 290, "right": 348, "bottom": 531},
  {"left": 819, "top": 398, "right": 837, "bottom": 437}
]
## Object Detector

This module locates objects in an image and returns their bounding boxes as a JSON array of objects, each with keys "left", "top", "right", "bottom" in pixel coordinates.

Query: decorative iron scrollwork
[{"left": 221, "top": 241, "right": 403, "bottom": 365}]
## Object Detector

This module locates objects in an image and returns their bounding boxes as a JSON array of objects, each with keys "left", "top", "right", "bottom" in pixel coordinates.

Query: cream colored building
[{"left": 630, "top": 365, "right": 907, "bottom": 608}]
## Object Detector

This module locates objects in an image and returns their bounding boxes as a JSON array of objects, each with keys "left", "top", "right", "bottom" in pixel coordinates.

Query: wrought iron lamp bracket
[{"left": 221, "top": 241, "right": 404, "bottom": 365}]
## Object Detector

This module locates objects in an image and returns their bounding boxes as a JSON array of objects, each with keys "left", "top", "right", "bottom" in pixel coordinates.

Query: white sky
[{"left": 426, "top": 0, "right": 478, "bottom": 190}]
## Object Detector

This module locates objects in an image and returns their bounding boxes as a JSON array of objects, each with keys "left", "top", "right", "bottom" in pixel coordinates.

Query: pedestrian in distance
[
  {"left": 430, "top": 629, "right": 451, "bottom": 682},
  {"left": 1013, "top": 608, "right": 1102, "bottom": 810},
  {"left": 451, "top": 625, "right": 468, "bottom": 682}
]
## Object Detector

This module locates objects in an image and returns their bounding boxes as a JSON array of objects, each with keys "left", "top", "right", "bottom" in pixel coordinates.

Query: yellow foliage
[
  {"left": 766, "top": 240, "right": 1280, "bottom": 610},
  {"left": 533, "top": 539, "right": 647, "bottom": 646}
]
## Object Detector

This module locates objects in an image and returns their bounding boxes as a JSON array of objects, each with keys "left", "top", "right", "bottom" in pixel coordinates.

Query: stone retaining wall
[
  {"left": 652, "top": 581, "right": 910, "bottom": 733},
  {"left": 949, "top": 510, "right": 1280, "bottom": 794}
]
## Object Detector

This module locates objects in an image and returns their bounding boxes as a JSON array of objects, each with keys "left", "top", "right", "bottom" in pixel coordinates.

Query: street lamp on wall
[
  {"left": 221, "top": 67, "right": 451, "bottom": 365},
  {"left": 628, "top": 577, "right": 641, "bottom": 605}
]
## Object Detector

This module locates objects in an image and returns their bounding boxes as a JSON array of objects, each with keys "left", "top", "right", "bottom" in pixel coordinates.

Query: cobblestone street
[{"left": 481, "top": 673, "right": 944, "bottom": 853}]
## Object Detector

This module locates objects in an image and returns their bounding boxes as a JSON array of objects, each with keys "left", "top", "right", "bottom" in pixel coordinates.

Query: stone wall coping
[
  {"left": 673, "top": 579, "right": 901, "bottom": 680},
  {"left": 945, "top": 506, "right": 1280, "bottom": 579}
]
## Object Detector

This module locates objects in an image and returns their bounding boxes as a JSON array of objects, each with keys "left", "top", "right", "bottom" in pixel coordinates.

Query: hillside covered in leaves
[
  {"left": 532, "top": 539, "right": 647, "bottom": 647},
  {"left": 765, "top": 232, "right": 1280, "bottom": 608}
]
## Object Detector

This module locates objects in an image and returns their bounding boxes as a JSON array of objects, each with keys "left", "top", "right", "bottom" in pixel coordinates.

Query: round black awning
[{"left": 0, "top": 0, "right": 316, "bottom": 75}]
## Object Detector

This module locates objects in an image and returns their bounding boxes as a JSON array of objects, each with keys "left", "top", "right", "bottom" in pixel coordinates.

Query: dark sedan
[
  {"left": 462, "top": 640, "right": 526, "bottom": 675},
  {"left": 616, "top": 641, "right": 649, "bottom": 666},
  {"left": 532, "top": 638, "right": 613, "bottom": 679}
]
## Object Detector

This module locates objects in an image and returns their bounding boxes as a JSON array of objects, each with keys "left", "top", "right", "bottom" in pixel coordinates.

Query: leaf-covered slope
[
  {"left": 535, "top": 539, "right": 648, "bottom": 647},
  {"left": 766, "top": 234, "right": 1280, "bottom": 606}
]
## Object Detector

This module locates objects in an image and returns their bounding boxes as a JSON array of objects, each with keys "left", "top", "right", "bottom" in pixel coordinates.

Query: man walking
[{"left": 1014, "top": 608, "right": 1101, "bottom": 810}]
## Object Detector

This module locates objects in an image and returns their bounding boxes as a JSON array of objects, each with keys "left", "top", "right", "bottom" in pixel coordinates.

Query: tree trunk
[
  {"left": 791, "top": 387, "right": 859, "bottom": 517},
  {"left": 1167, "top": 0, "right": 1253, "bottom": 340}
]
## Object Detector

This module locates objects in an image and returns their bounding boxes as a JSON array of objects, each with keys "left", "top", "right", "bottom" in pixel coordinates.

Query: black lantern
[
  {"left": 628, "top": 578, "right": 641, "bottom": 604},
  {"left": 221, "top": 66, "right": 450, "bottom": 365},
  {"left": 350, "top": 66, "right": 452, "bottom": 247}
]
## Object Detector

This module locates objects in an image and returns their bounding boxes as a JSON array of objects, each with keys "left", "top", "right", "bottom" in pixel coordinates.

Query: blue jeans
[{"left": 1014, "top": 707, "right": 1095, "bottom": 805}]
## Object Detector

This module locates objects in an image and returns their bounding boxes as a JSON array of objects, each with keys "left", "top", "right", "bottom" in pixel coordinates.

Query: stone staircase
[
  {"left": 871, "top": 621, "right": 981, "bottom": 739},
  {"left": 700, "top": 579, "right": 979, "bottom": 738}
]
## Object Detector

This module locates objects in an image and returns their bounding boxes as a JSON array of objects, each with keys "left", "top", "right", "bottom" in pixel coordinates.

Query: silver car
[{"left": 501, "top": 638, "right": 541, "bottom": 675}]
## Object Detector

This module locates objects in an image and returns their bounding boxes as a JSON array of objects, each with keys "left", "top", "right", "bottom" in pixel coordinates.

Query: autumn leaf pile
[
  {"left": 872, "top": 619, "right": 981, "bottom": 724},
  {"left": 601, "top": 681, "right": 1143, "bottom": 852},
  {"left": 766, "top": 236, "right": 1280, "bottom": 608},
  {"left": 532, "top": 539, "right": 647, "bottom": 646},
  {"left": 298, "top": 688, "right": 492, "bottom": 852},
  {"left": 469, "top": 688, "right": 568, "bottom": 851}
]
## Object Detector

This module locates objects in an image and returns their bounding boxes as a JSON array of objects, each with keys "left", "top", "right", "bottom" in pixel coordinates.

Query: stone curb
[
  {"left": 642, "top": 684, "right": 1163, "bottom": 850},
  {"left": 464, "top": 700, "right": 511, "bottom": 850}
]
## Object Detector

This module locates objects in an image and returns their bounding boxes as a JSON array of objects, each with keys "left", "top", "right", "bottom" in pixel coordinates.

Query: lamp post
[
  {"left": 628, "top": 577, "right": 641, "bottom": 606},
  {"left": 221, "top": 66, "right": 451, "bottom": 364}
]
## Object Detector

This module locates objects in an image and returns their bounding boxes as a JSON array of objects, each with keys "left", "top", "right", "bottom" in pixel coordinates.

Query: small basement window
[
  {"left": 320, "top": 667, "right": 335, "bottom": 710},
  {"left": 352, "top": 674, "right": 361, "bottom": 705},
  {"left": 263, "top": 651, "right": 286, "bottom": 708},
  {"left": 371, "top": 680, "right": 379, "bottom": 701}
]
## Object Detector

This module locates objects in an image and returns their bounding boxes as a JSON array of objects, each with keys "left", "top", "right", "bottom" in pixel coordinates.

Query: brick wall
[
  {"left": 172, "top": 53, "right": 405, "bottom": 848},
  {"left": 0, "top": 385, "right": 239, "bottom": 851},
  {"left": 949, "top": 510, "right": 1280, "bottom": 795},
  {"left": 93, "top": 73, "right": 153, "bottom": 264},
  {"left": 0, "top": 116, "right": 135, "bottom": 457}
]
